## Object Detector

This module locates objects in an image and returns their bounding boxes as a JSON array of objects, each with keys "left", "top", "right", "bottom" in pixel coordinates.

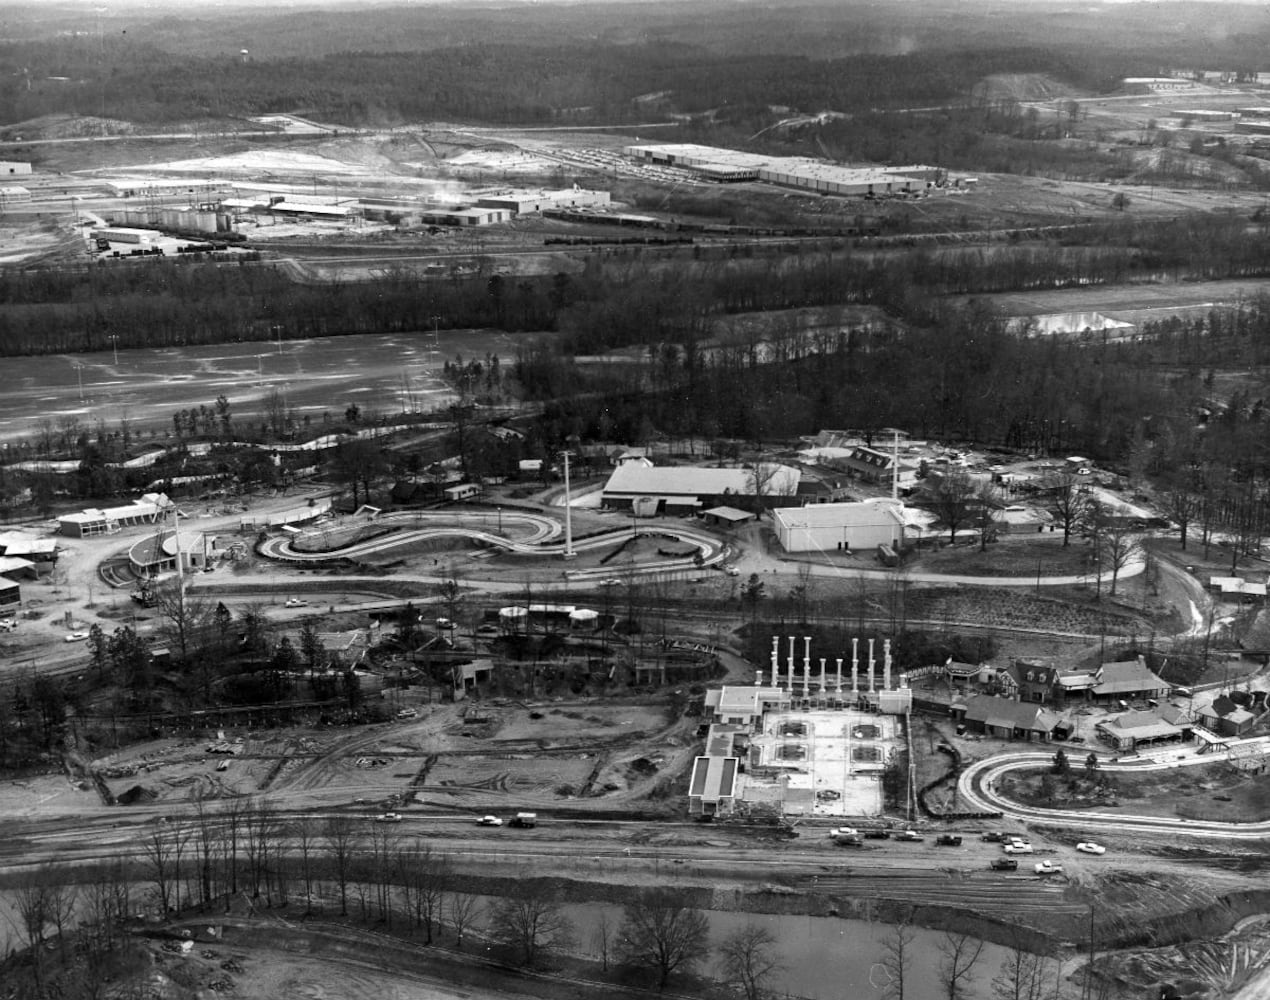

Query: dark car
[
  {"left": 895, "top": 830, "right": 924, "bottom": 842},
  {"left": 863, "top": 829, "right": 891, "bottom": 840},
  {"left": 991, "top": 858, "right": 1019, "bottom": 871},
  {"left": 936, "top": 834, "right": 963, "bottom": 847},
  {"left": 837, "top": 834, "right": 864, "bottom": 847},
  {"left": 981, "top": 831, "right": 1006, "bottom": 843}
]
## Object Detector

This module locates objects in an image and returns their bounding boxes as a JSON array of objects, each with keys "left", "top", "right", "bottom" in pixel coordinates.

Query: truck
[
  {"left": 935, "top": 834, "right": 963, "bottom": 846},
  {"left": 509, "top": 812, "right": 537, "bottom": 829},
  {"left": 829, "top": 827, "right": 861, "bottom": 845},
  {"left": 990, "top": 858, "right": 1018, "bottom": 871}
]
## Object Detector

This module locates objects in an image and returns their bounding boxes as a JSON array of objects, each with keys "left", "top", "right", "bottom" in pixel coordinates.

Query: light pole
[
  {"left": 75, "top": 363, "right": 84, "bottom": 401},
  {"left": 562, "top": 450, "right": 575, "bottom": 559},
  {"left": 107, "top": 334, "right": 118, "bottom": 366},
  {"left": 430, "top": 315, "right": 441, "bottom": 352}
]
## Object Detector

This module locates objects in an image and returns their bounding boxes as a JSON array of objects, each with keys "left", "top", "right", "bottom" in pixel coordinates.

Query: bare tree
[
  {"left": 1049, "top": 474, "right": 1091, "bottom": 548},
  {"left": 449, "top": 892, "right": 482, "bottom": 950},
  {"left": 294, "top": 816, "right": 320, "bottom": 915},
  {"left": 593, "top": 909, "right": 613, "bottom": 972},
  {"left": 12, "top": 879, "right": 49, "bottom": 988},
  {"left": 992, "top": 938, "right": 1055, "bottom": 1000},
  {"left": 488, "top": 888, "right": 573, "bottom": 966},
  {"left": 718, "top": 921, "right": 783, "bottom": 1000},
  {"left": 1090, "top": 505, "right": 1140, "bottom": 597},
  {"left": 974, "top": 482, "right": 1003, "bottom": 551},
  {"left": 141, "top": 827, "right": 176, "bottom": 914},
  {"left": 323, "top": 816, "right": 360, "bottom": 916},
  {"left": 1162, "top": 488, "right": 1199, "bottom": 551},
  {"left": 881, "top": 912, "right": 917, "bottom": 1000},
  {"left": 152, "top": 582, "right": 212, "bottom": 664},
  {"left": 923, "top": 470, "right": 980, "bottom": 545},
  {"left": 369, "top": 823, "right": 399, "bottom": 927},
  {"left": 618, "top": 890, "right": 711, "bottom": 990},
  {"left": 939, "top": 931, "right": 987, "bottom": 1000}
]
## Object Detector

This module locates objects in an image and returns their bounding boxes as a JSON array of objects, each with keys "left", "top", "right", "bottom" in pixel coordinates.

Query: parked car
[
  {"left": 981, "top": 831, "right": 1007, "bottom": 843},
  {"left": 863, "top": 829, "right": 891, "bottom": 840},
  {"left": 895, "top": 830, "right": 924, "bottom": 842},
  {"left": 935, "top": 834, "right": 963, "bottom": 846},
  {"left": 375, "top": 813, "right": 402, "bottom": 823},
  {"left": 1076, "top": 842, "right": 1107, "bottom": 855},
  {"left": 436, "top": 617, "right": 457, "bottom": 630},
  {"left": 600, "top": 578, "right": 623, "bottom": 588},
  {"left": 284, "top": 598, "right": 307, "bottom": 608},
  {"left": 509, "top": 812, "right": 537, "bottom": 829},
  {"left": 477, "top": 815, "right": 503, "bottom": 827},
  {"left": 64, "top": 631, "right": 89, "bottom": 643},
  {"left": 1004, "top": 842, "right": 1035, "bottom": 855},
  {"left": 990, "top": 858, "right": 1018, "bottom": 871},
  {"left": 1034, "top": 860, "right": 1064, "bottom": 875},
  {"left": 722, "top": 565, "right": 740, "bottom": 577}
]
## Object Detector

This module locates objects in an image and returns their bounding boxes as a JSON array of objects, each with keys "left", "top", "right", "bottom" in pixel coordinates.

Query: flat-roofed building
[
  {"left": 0, "top": 161, "right": 32, "bottom": 175},
  {"left": 688, "top": 755, "right": 740, "bottom": 817},
  {"left": 475, "top": 187, "right": 610, "bottom": 215},
  {"left": 59, "top": 493, "right": 172, "bottom": 537},
  {"left": 704, "top": 685, "right": 790, "bottom": 727},
  {"left": 772, "top": 501, "right": 905, "bottom": 554},
  {"left": 420, "top": 206, "right": 510, "bottom": 227}
]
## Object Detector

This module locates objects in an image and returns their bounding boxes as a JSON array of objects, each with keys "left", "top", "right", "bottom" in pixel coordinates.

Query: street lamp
[
  {"left": 75, "top": 363, "right": 84, "bottom": 401},
  {"left": 107, "top": 334, "right": 118, "bottom": 366}
]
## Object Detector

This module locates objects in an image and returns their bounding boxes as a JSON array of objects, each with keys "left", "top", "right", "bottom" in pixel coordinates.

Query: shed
[{"left": 701, "top": 506, "right": 756, "bottom": 528}]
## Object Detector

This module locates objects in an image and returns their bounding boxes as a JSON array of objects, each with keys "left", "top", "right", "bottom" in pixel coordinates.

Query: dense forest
[{"left": 2, "top": 0, "right": 1269, "bottom": 129}]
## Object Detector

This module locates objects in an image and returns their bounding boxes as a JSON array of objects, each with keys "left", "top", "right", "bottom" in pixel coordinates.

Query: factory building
[
  {"left": 475, "top": 187, "right": 610, "bottom": 215},
  {"left": 118, "top": 207, "right": 221, "bottom": 234},
  {"left": 419, "top": 206, "right": 511, "bottom": 227},
  {"left": 0, "top": 161, "right": 32, "bottom": 176},
  {"left": 91, "top": 227, "right": 161, "bottom": 246},
  {"left": 601, "top": 462, "right": 801, "bottom": 515},
  {"left": 624, "top": 143, "right": 941, "bottom": 197}
]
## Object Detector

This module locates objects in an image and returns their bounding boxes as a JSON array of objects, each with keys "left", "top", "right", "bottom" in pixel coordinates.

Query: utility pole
[
  {"left": 108, "top": 334, "right": 118, "bottom": 366},
  {"left": 561, "top": 450, "right": 575, "bottom": 559},
  {"left": 75, "top": 362, "right": 84, "bottom": 401}
]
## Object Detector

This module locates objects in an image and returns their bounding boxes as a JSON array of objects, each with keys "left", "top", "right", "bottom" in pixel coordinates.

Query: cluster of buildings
[
  {"left": 624, "top": 143, "right": 950, "bottom": 198},
  {"left": 0, "top": 530, "right": 58, "bottom": 609},
  {"left": 689, "top": 636, "right": 912, "bottom": 819}
]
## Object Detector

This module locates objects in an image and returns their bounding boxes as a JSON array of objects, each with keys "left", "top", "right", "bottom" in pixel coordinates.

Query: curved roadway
[
  {"left": 958, "top": 743, "right": 1270, "bottom": 840},
  {"left": 256, "top": 509, "right": 729, "bottom": 579}
]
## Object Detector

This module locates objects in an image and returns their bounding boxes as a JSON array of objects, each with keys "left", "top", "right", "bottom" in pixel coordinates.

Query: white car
[
  {"left": 1004, "top": 842, "right": 1035, "bottom": 855},
  {"left": 375, "top": 813, "right": 402, "bottom": 823},
  {"left": 435, "top": 618, "right": 457, "bottom": 630},
  {"left": 1076, "top": 841, "right": 1106, "bottom": 855},
  {"left": 284, "top": 598, "right": 307, "bottom": 608},
  {"left": 64, "top": 631, "right": 89, "bottom": 643},
  {"left": 477, "top": 815, "right": 503, "bottom": 827},
  {"left": 1034, "top": 860, "right": 1064, "bottom": 875}
]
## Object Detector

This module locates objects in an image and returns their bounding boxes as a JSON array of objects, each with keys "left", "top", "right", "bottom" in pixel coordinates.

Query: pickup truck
[
  {"left": 509, "top": 812, "right": 537, "bottom": 829},
  {"left": 990, "top": 858, "right": 1018, "bottom": 871},
  {"left": 935, "top": 834, "right": 963, "bottom": 846},
  {"left": 895, "top": 830, "right": 924, "bottom": 842}
]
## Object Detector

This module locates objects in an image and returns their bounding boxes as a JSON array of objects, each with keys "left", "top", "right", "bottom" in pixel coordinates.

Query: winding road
[{"left": 957, "top": 741, "right": 1270, "bottom": 839}]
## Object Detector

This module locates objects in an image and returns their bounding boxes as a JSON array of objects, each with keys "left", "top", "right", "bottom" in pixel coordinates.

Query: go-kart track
[
  {"left": 255, "top": 508, "right": 728, "bottom": 580},
  {"left": 958, "top": 740, "right": 1270, "bottom": 840}
]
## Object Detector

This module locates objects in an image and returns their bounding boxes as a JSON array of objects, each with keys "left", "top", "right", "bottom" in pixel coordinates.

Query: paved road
[{"left": 957, "top": 743, "right": 1270, "bottom": 839}]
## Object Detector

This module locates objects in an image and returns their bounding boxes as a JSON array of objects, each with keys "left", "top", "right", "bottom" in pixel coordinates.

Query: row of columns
[{"left": 758, "top": 635, "right": 893, "bottom": 697}]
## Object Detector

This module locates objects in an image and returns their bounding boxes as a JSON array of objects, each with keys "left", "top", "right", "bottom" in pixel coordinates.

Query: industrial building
[
  {"left": 475, "top": 187, "right": 610, "bottom": 215},
  {"left": 0, "top": 160, "right": 32, "bottom": 176},
  {"left": 91, "top": 227, "right": 161, "bottom": 246},
  {"left": 600, "top": 462, "right": 801, "bottom": 515},
  {"left": 624, "top": 143, "right": 942, "bottom": 197},
  {"left": 419, "top": 206, "right": 511, "bottom": 227},
  {"left": 772, "top": 501, "right": 905, "bottom": 554}
]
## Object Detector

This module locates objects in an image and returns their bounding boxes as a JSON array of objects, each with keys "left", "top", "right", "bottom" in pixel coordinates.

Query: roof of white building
[
  {"left": 603, "top": 463, "right": 800, "bottom": 499},
  {"left": 772, "top": 501, "right": 904, "bottom": 530}
]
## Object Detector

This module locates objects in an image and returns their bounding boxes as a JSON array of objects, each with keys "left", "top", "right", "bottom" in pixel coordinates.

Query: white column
[
  {"left": 851, "top": 638, "right": 859, "bottom": 696},
  {"left": 883, "top": 638, "right": 893, "bottom": 690},
  {"left": 867, "top": 638, "right": 876, "bottom": 693},
  {"left": 835, "top": 658, "right": 843, "bottom": 694},
  {"left": 802, "top": 636, "right": 811, "bottom": 698},
  {"left": 787, "top": 636, "right": 796, "bottom": 689},
  {"left": 756, "top": 669, "right": 763, "bottom": 685},
  {"left": 771, "top": 636, "right": 780, "bottom": 686},
  {"left": 819, "top": 658, "right": 827, "bottom": 696}
]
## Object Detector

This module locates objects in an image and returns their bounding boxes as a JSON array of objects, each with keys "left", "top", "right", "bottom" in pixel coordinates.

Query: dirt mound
[
  {"left": 116, "top": 783, "right": 159, "bottom": 804},
  {"left": 0, "top": 113, "right": 138, "bottom": 141},
  {"left": 976, "top": 74, "right": 1084, "bottom": 103},
  {"left": 1115, "top": 146, "right": 1251, "bottom": 186}
]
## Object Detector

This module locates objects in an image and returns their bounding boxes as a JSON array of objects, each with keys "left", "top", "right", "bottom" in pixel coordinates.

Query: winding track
[
  {"left": 957, "top": 743, "right": 1270, "bottom": 840},
  {"left": 255, "top": 509, "right": 728, "bottom": 578}
]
